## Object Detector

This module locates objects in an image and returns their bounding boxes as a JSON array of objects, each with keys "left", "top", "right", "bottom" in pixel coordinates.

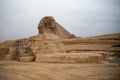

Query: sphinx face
[
  {"left": 38, "top": 16, "right": 56, "bottom": 34},
  {"left": 44, "top": 17, "right": 56, "bottom": 29}
]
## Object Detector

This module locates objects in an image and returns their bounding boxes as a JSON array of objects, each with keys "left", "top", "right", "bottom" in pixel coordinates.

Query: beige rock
[
  {"left": 0, "top": 16, "right": 120, "bottom": 63},
  {"left": 19, "top": 56, "right": 36, "bottom": 62},
  {"left": 36, "top": 53, "right": 104, "bottom": 63}
]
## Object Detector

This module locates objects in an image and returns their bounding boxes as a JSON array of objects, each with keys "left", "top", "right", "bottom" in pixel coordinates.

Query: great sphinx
[
  {"left": 0, "top": 16, "right": 119, "bottom": 63},
  {"left": 0, "top": 16, "right": 73, "bottom": 61}
]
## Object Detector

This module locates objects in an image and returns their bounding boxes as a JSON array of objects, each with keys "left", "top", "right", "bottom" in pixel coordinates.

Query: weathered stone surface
[
  {"left": 36, "top": 53, "right": 104, "bottom": 63},
  {"left": 38, "top": 16, "right": 56, "bottom": 34},
  {"left": 19, "top": 56, "right": 36, "bottom": 62},
  {"left": 62, "top": 34, "right": 120, "bottom": 53},
  {"left": 0, "top": 16, "right": 120, "bottom": 63}
]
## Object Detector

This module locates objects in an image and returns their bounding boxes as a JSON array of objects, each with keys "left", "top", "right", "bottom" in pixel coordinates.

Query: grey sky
[{"left": 0, "top": 0, "right": 120, "bottom": 42}]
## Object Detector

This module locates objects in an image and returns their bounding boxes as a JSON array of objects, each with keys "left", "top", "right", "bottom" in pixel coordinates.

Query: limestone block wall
[{"left": 36, "top": 53, "right": 104, "bottom": 63}]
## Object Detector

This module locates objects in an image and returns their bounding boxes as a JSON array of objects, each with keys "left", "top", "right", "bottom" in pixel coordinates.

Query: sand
[{"left": 0, "top": 60, "right": 120, "bottom": 80}]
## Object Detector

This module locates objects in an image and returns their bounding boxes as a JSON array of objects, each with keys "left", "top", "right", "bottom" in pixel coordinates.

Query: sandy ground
[{"left": 0, "top": 60, "right": 120, "bottom": 80}]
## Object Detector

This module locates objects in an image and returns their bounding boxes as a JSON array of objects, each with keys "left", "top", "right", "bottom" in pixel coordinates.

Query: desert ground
[{"left": 0, "top": 60, "right": 120, "bottom": 80}]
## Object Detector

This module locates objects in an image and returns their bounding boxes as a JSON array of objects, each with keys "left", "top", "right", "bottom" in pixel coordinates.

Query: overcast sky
[{"left": 0, "top": 0, "right": 120, "bottom": 42}]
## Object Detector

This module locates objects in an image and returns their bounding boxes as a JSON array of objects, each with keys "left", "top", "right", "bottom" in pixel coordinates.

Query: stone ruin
[
  {"left": 0, "top": 16, "right": 75, "bottom": 62},
  {"left": 0, "top": 16, "right": 120, "bottom": 63}
]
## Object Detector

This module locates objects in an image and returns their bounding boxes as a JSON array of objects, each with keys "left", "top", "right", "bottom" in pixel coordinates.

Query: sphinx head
[{"left": 38, "top": 16, "right": 57, "bottom": 34}]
